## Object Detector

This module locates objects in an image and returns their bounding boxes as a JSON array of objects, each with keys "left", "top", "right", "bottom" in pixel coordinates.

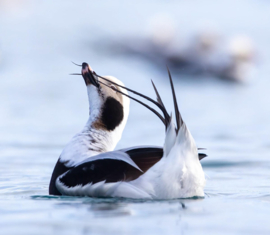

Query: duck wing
[
  {"left": 55, "top": 149, "right": 163, "bottom": 196},
  {"left": 50, "top": 147, "right": 163, "bottom": 196},
  {"left": 120, "top": 146, "right": 207, "bottom": 162}
]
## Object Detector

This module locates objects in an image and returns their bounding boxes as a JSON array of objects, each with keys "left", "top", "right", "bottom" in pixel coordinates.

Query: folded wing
[{"left": 55, "top": 148, "right": 163, "bottom": 195}]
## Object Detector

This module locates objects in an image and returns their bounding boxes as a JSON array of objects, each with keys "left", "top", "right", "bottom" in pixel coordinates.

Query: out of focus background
[{"left": 0, "top": 1, "right": 270, "bottom": 235}]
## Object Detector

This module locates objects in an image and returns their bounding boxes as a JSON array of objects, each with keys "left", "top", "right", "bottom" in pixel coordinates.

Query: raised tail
[{"left": 152, "top": 68, "right": 206, "bottom": 159}]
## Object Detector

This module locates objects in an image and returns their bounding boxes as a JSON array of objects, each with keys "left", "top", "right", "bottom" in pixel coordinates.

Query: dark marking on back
[
  {"left": 91, "top": 139, "right": 97, "bottom": 144},
  {"left": 88, "top": 147, "right": 103, "bottom": 152},
  {"left": 126, "top": 147, "right": 206, "bottom": 166},
  {"left": 127, "top": 147, "right": 163, "bottom": 172},
  {"left": 198, "top": 153, "right": 207, "bottom": 160},
  {"left": 101, "top": 97, "right": 124, "bottom": 131}
]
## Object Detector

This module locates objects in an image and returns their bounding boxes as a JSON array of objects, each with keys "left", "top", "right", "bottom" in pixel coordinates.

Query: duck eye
[{"left": 110, "top": 84, "right": 117, "bottom": 92}]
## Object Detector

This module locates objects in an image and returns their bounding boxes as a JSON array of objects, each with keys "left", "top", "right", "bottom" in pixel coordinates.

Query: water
[{"left": 1, "top": 0, "right": 270, "bottom": 234}]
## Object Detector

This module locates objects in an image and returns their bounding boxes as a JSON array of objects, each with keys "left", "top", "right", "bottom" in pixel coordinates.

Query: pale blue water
[{"left": 1, "top": 1, "right": 270, "bottom": 234}]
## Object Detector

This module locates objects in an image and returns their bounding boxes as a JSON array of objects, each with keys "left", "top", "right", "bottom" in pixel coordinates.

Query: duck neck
[
  {"left": 80, "top": 85, "right": 120, "bottom": 153},
  {"left": 80, "top": 120, "right": 121, "bottom": 154},
  {"left": 60, "top": 107, "right": 122, "bottom": 167},
  {"left": 60, "top": 85, "right": 128, "bottom": 167}
]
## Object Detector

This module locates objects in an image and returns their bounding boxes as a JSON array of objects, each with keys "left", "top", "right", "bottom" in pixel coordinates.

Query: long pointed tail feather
[{"left": 167, "top": 67, "right": 183, "bottom": 133}]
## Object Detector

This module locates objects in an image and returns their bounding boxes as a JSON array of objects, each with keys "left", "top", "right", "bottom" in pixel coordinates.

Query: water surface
[{"left": 0, "top": 1, "right": 270, "bottom": 234}]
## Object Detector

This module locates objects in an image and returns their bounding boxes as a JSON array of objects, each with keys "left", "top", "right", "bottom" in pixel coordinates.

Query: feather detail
[
  {"left": 74, "top": 151, "right": 143, "bottom": 172},
  {"left": 163, "top": 117, "right": 177, "bottom": 157}
]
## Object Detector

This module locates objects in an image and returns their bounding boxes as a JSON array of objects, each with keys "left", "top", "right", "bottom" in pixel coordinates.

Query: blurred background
[{"left": 0, "top": 1, "right": 270, "bottom": 235}]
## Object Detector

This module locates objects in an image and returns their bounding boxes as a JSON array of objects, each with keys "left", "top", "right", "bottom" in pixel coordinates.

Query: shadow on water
[
  {"left": 30, "top": 195, "right": 204, "bottom": 209},
  {"left": 30, "top": 195, "right": 193, "bottom": 218},
  {"left": 31, "top": 195, "right": 203, "bottom": 203},
  {"left": 201, "top": 160, "right": 268, "bottom": 168}
]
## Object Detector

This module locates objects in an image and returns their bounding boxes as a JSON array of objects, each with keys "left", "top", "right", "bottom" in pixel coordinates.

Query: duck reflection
[{"left": 88, "top": 202, "right": 132, "bottom": 217}]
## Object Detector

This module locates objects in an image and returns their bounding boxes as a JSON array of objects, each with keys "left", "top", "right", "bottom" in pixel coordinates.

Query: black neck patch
[{"left": 101, "top": 97, "right": 124, "bottom": 131}]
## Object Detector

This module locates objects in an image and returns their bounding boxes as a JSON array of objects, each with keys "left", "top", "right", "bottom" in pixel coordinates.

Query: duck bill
[{"left": 81, "top": 62, "right": 100, "bottom": 88}]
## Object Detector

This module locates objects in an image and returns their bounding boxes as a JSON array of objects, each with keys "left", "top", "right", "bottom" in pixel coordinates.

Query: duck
[{"left": 49, "top": 62, "right": 206, "bottom": 199}]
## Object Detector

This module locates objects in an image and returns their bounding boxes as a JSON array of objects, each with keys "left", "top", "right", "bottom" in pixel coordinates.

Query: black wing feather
[
  {"left": 49, "top": 159, "right": 71, "bottom": 195},
  {"left": 59, "top": 159, "right": 143, "bottom": 188},
  {"left": 127, "top": 147, "right": 207, "bottom": 164},
  {"left": 126, "top": 147, "right": 163, "bottom": 172},
  {"left": 57, "top": 148, "right": 164, "bottom": 189}
]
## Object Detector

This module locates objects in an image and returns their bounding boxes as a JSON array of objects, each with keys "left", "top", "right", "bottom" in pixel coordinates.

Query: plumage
[{"left": 49, "top": 63, "right": 206, "bottom": 199}]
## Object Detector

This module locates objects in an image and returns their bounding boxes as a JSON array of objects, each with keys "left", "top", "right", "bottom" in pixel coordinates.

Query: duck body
[
  {"left": 53, "top": 122, "right": 205, "bottom": 199},
  {"left": 49, "top": 63, "right": 206, "bottom": 199}
]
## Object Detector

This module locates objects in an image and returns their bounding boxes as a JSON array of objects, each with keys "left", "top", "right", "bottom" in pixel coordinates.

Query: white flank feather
[
  {"left": 56, "top": 179, "right": 152, "bottom": 199},
  {"left": 163, "top": 119, "right": 177, "bottom": 156}
]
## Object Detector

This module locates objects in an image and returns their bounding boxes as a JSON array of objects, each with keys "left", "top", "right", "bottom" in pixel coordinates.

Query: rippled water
[{"left": 1, "top": 1, "right": 270, "bottom": 234}]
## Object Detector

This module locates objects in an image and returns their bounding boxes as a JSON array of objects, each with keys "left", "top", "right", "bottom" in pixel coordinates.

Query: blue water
[{"left": 1, "top": 1, "right": 270, "bottom": 234}]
